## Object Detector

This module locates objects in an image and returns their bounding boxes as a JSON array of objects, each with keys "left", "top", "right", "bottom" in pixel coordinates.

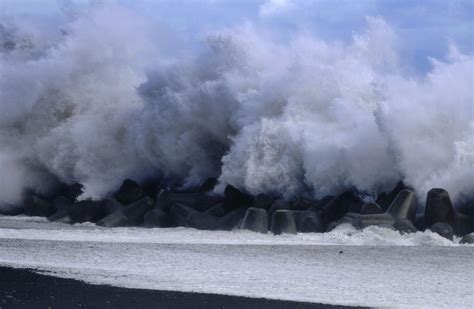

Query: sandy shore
[{"left": 0, "top": 266, "right": 357, "bottom": 309}]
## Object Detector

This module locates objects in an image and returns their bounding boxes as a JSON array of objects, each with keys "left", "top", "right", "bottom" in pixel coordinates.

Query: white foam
[
  {"left": 0, "top": 215, "right": 461, "bottom": 246},
  {"left": 0, "top": 215, "right": 472, "bottom": 308}
]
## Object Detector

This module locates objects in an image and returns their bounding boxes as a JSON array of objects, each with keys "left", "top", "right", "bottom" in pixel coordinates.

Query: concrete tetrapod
[{"left": 270, "top": 210, "right": 297, "bottom": 235}]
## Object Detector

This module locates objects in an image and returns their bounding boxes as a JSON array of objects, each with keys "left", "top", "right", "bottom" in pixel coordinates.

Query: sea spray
[{"left": 0, "top": 4, "right": 472, "bottom": 207}]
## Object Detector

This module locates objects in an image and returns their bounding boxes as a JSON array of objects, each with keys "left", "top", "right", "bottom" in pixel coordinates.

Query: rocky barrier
[{"left": 1, "top": 179, "right": 473, "bottom": 243}]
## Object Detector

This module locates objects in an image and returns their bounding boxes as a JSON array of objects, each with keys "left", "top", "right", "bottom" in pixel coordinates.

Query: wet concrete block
[
  {"left": 460, "top": 233, "right": 474, "bottom": 244},
  {"left": 97, "top": 197, "right": 154, "bottom": 227},
  {"left": 114, "top": 179, "right": 146, "bottom": 205},
  {"left": 377, "top": 181, "right": 409, "bottom": 211},
  {"left": 204, "top": 203, "right": 227, "bottom": 217},
  {"left": 292, "top": 210, "right": 324, "bottom": 233},
  {"left": 425, "top": 188, "right": 455, "bottom": 227},
  {"left": 199, "top": 178, "right": 218, "bottom": 192},
  {"left": 241, "top": 207, "right": 269, "bottom": 234},
  {"left": 169, "top": 203, "right": 196, "bottom": 227},
  {"left": 430, "top": 222, "right": 453, "bottom": 241},
  {"left": 69, "top": 200, "right": 105, "bottom": 224},
  {"left": 361, "top": 202, "right": 382, "bottom": 215},
  {"left": 253, "top": 194, "right": 275, "bottom": 210},
  {"left": 355, "top": 213, "right": 395, "bottom": 229},
  {"left": 219, "top": 207, "right": 248, "bottom": 231},
  {"left": 223, "top": 185, "right": 253, "bottom": 211},
  {"left": 0, "top": 202, "right": 24, "bottom": 216},
  {"left": 270, "top": 210, "right": 297, "bottom": 235},
  {"left": 292, "top": 197, "right": 319, "bottom": 211},
  {"left": 47, "top": 196, "right": 74, "bottom": 222},
  {"left": 269, "top": 199, "right": 291, "bottom": 217},
  {"left": 24, "top": 195, "right": 56, "bottom": 217},
  {"left": 453, "top": 212, "right": 472, "bottom": 236},
  {"left": 102, "top": 198, "right": 124, "bottom": 215},
  {"left": 387, "top": 190, "right": 418, "bottom": 223},
  {"left": 143, "top": 208, "right": 173, "bottom": 228},
  {"left": 394, "top": 218, "right": 418, "bottom": 234},
  {"left": 321, "top": 192, "right": 363, "bottom": 223},
  {"left": 186, "top": 212, "right": 220, "bottom": 230}
]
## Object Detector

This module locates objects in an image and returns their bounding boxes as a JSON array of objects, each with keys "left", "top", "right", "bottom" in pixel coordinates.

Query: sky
[{"left": 1, "top": 0, "right": 473, "bottom": 72}]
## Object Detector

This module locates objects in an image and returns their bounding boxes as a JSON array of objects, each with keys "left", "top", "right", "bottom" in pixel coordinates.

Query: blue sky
[{"left": 1, "top": 0, "right": 473, "bottom": 72}]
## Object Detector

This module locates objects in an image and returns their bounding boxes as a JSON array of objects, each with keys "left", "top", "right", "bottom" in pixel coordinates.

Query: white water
[
  {"left": 0, "top": 216, "right": 473, "bottom": 308},
  {"left": 0, "top": 2, "right": 473, "bottom": 207},
  {"left": 0, "top": 215, "right": 461, "bottom": 246}
]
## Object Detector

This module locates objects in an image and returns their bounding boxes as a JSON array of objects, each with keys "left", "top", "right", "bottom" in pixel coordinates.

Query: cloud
[{"left": 259, "top": 0, "right": 295, "bottom": 17}]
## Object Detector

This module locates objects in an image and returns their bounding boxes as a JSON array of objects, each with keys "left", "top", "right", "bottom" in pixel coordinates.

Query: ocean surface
[{"left": 0, "top": 215, "right": 473, "bottom": 308}]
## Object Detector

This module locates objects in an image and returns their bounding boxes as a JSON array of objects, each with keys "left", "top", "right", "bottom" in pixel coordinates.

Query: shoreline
[{"left": 0, "top": 266, "right": 361, "bottom": 309}]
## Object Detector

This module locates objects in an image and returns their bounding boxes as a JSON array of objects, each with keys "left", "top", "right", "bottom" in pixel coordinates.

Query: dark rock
[
  {"left": 355, "top": 213, "right": 395, "bottom": 229},
  {"left": 219, "top": 207, "right": 247, "bottom": 231},
  {"left": 69, "top": 200, "right": 105, "bottom": 223},
  {"left": 292, "top": 197, "right": 319, "bottom": 211},
  {"left": 199, "top": 178, "right": 218, "bottom": 192},
  {"left": 453, "top": 212, "right": 472, "bottom": 236},
  {"left": 169, "top": 203, "right": 195, "bottom": 227},
  {"left": 186, "top": 212, "right": 220, "bottom": 230},
  {"left": 430, "top": 222, "right": 453, "bottom": 241},
  {"left": 377, "top": 181, "right": 409, "bottom": 211},
  {"left": 387, "top": 190, "right": 418, "bottom": 222},
  {"left": 114, "top": 179, "right": 146, "bottom": 205},
  {"left": 97, "top": 197, "right": 154, "bottom": 227},
  {"left": 425, "top": 188, "right": 455, "bottom": 227},
  {"left": 253, "top": 194, "right": 275, "bottom": 210},
  {"left": 24, "top": 195, "right": 55, "bottom": 217},
  {"left": 292, "top": 210, "right": 324, "bottom": 233},
  {"left": 394, "top": 218, "right": 418, "bottom": 234},
  {"left": 270, "top": 210, "right": 297, "bottom": 235},
  {"left": 0, "top": 202, "right": 24, "bottom": 215},
  {"left": 223, "top": 185, "right": 253, "bottom": 211},
  {"left": 320, "top": 192, "right": 363, "bottom": 223},
  {"left": 460, "top": 233, "right": 474, "bottom": 244},
  {"left": 241, "top": 207, "right": 269, "bottom": 234},
  {"left": 361, "top": 202, "right": 382, "bottom": 215},
  {"left": 204, "top": 203, "right": 227, "bottom": 217},
  {"left": 143, "top": 208, "right": 173, "bottom": 228}
]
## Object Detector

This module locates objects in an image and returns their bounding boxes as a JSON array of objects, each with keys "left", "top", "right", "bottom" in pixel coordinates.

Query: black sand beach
[{"left": 0, "top": 266, "right": 359, "bottom": 309}]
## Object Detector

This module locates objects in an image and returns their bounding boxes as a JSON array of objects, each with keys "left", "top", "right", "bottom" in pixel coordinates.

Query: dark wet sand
[{"left": 0, "top": 266, "right": 361, "bottom": 309}]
